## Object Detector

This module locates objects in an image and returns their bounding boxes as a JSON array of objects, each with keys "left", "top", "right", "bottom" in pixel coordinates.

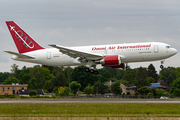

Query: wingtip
[
  {"left": 4, "top": 51, "right": 9, "bottom": 53},
  {"left": 48, "top": 44, "right": 56, "bottom": 46}
]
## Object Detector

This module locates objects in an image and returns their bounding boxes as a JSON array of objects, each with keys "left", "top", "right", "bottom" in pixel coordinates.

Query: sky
[{"left": 0, "top": 0, "right": 180, "bottom": 73}]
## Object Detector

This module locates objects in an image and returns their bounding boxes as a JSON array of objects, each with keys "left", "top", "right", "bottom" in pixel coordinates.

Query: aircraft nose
[{"left": 172, "top": 48, "right": 177, "bottom": 55}]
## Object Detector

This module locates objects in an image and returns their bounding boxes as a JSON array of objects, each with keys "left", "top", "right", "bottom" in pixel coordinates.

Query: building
[
  {"left": 148, "top": 80, "right": 171, "bottom": 92},
  {"left": 104, "top": 80, "right": 116, "bottom": 87},
  {"left": 17, "top": 89, "right": 55, "bottom": 97},
  {"left": 0, "top": 83, "right": 28, "bottom": 95},
  {"left": 17, "top": 89, "right": 44, "bottom": 96},
  {"left": 120, "top": 83, "right": 137, "bottom": 95}
]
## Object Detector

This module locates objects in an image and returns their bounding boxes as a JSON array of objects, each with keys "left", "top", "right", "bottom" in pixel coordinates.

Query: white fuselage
[{"left": 12, "top": 42, "right": 177, "bottom": 67}]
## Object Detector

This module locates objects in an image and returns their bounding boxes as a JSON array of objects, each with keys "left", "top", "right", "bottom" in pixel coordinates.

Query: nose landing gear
[
  {"left": 160, "top": 65, "right": 164, "bottom": 69},
  {"left": 160, "top": 60, "right": 165, "bottom": 69}
]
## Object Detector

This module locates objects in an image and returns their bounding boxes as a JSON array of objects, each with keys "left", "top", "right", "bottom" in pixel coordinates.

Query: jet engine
[{"left": 96, "top": 55, "right": 123, "bottom": 67}]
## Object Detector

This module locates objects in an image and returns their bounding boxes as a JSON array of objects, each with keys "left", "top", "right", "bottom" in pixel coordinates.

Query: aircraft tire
[
  {"left": 160, "top": 65, "right": 164, "bottom": 69},
  {"left": 90, "top": 69, "right": 94, "bottom": 73},
  {"left": 94, "top": 70, "right": 99, "bottom": 74},
  {"left": 85, "top": 68, "right": 89, "bottom": 72}
]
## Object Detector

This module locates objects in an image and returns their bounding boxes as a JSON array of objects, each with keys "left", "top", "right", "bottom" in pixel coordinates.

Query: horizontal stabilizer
[{"left": 4, "top": 51, "right": 35, "bottom": 59}]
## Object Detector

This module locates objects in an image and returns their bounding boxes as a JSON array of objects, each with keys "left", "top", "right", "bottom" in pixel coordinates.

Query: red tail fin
[{"left": 6, "top": 21, "right": 44, "bottom": 54}]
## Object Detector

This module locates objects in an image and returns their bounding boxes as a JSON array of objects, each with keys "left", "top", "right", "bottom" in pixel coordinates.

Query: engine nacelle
[{"left": 99, "top": 55, "right": 121, "bottom": 66}]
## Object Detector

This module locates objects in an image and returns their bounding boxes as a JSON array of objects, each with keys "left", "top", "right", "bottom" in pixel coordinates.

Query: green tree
[
  {"left": 10, "top": 64, "right": 20, "bottom": 78},
  {"left": 0, "top": 76, "right": 2, "bottom": 82},
  {"left": 175, "top": 67, "right": 180, "bottom": 78},
  {"left": 64, "top": 87, "right": 71, "bottom": 95},
  {"left": 29, "top": 90, "right": 37, "bottom": 96},
  {"left": 155, "top": 89, "right": 166, "bottom": 97},
  {"left": 71, "top": 66, "right": 98, "bottom": 91},
  {"left": 92, "top": 81, "right": 106, "bottom": 95},
  {"left": 52, "top": 66, "right": 61, "bottom": 76},
  {"left": 147, "top": 64, "right": 158, "bottom": 81},
  {"left": 119, "top": 79, "right": 129, "bottom": 86},
  {"left": 50, "top": 71, "right": 68, "bottom": 87},
  {"left": 52, "top": 87, "right": 59, "bottom": 94},
  {"left": 166, "top": 74, "right": 174, "bottom": 86},
  {"left": 147, "top": 92, "right": 154, "bottom": 97},
  {"left": 145, "top": 77, "right": 155, "bottom": 86},
  {"left": 29, "top": 65, "right": 46, "bottom": 89},
  {"left": 115, "top": 69, "right": 125, "bottom": 80},
  {"left": 137, "top": 87, "right": 152, "bottom": 95},
  {"left": 29, "top": 65, "right": 53, "bottom": 89},
  {"left": 111, "top": 81, "right": 122, "bottom": 95},
  {"left": 64, "top": 67, "right": 74, "bottom": 84},
  {"left": 98, "top": 67, "right": 112, "bottom": 83},
  {"left": 173, "top": 89, "right": 180, "bottom": 96},
  {"left": 170, "top": 77, "right": 180, "bottom": 94},
  {"left": 42, "top": 67, "right": 54, "bottom": 81},
  {"left": 0, "top": 72, "right": 10, "bottom": 82},
  {"left": 108, "top": 78, "right": 116, "bottom": 82},
  {"left": 42, "top": 65, "right": 54, "bottom": 73},
  {"left": 134, "top": 67, "right": 148, "bottom": 87},
  {"left": 69, "top": 81, "right": 81, "bottom": 96},
  {"left": 104, "top": 66, "right": 116, "bottom": 78},
  {"left": 43, "top": 81, "right": 50, "bottom": 90},
  {"left": 127, "top": 92, "right": 130, "bottom": 95},
  {"left": 122, "top": 69, "right": 137, "bottom": 86},
  {"left": 18, "top": 67, "right": 31, "bottom": 84},
  {"left": 83, "top": 85, "right": 92, "bottom": 95},
  {"left": 3, "top": 77, "right": 20, "bottom": 84},
  {"left": 28, "top": 77, "right": 38, "bottom": 89},
  {"left": 160, "top": 67, "right": 177, "bottom": 82}
]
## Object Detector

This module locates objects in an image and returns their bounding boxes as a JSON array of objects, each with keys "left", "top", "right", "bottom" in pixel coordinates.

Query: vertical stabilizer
[{"left": 6, "top": 21, "right": 44, "bottom": 53}]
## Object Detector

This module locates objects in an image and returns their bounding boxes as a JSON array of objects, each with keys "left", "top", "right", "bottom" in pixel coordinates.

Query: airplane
[{"left": 5, "top": 21, "right": 177, "bottom": 74}]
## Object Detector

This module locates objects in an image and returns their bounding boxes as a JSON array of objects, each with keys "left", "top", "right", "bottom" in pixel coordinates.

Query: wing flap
[
  {"left": 4, "top": 51, "right": 35, "bottom": 59},
  {"left": 49, "top": 44, "right": 103, "bottom": 60}
]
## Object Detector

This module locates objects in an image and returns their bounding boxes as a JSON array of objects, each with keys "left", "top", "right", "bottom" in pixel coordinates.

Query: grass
[
  {"left": 0, "top": 103, "right": 180, "bottom": 117},
  {"left": 1, "top": 117, "right": 179, "bottom": 120},
  {"left": 0, "top": 97, "right": 179, "bottom": 101}
]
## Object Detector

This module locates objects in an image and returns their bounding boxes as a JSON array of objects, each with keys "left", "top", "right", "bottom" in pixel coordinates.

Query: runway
[{"left": 0, "top": 100, "right": 180, "bottom": 103}]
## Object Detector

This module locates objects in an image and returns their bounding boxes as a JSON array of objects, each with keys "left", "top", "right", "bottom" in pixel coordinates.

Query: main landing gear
[
  {"left": 160, "top": 60, "right": 165, "bottom": 69},
  {"left": 85, "top": 68, "right": 99, "bottom": 74}
]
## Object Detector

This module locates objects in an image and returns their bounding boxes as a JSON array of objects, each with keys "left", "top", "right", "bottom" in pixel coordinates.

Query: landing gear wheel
[
  {"left": 85, "top": 68, "right": 89, "bottom": 72},
  {"left": 90, "top": 69, "right": 95, "bottom": 73},
  {"left": 94, "top": 70, "right": 99, "bottom": 74},
  {"left": 160, "top": 65, "right": 164, "bottom": 69}
]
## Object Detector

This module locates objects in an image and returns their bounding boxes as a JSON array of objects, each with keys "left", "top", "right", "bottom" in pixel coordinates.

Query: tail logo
[{"left": 10, "top": 25, "right": 34, "bottom": 49}]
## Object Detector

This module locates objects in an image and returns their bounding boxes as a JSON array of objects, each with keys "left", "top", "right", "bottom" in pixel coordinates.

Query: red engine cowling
[{"left": 103, "top": 55, "right": 121, "bottom": 66}]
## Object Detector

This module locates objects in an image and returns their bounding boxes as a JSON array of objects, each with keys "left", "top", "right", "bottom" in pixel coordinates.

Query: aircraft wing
[
  {"left": 4, "top": 51, "right": 35, "bottom": 59},
  {"left": 49, "top": 44, "right": 103, "bottom": 60}
]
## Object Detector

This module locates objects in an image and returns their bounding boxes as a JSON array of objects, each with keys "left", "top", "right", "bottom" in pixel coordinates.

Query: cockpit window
[{"left": 166, "top": 46, "right": 171, "bottom": 49}]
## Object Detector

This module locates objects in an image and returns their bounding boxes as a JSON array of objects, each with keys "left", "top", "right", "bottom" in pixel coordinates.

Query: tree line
[{"left": 0, "top": 63, "right": 180, "bottom": 96}]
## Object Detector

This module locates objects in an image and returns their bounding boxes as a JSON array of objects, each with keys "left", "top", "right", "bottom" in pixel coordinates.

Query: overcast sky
[{"left": 0, "top": 0, "right": 180, "bottom": 73}]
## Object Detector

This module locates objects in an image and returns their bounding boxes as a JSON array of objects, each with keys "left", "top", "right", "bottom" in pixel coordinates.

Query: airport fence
[{"left": 56, "top": 95, "right": 169, "bottom": 99}]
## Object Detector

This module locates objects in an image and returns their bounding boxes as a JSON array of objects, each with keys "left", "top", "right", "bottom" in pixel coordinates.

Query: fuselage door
[
  {"left": 47, "top": 52, "right": 51, "bottom": 59},
  {"left": 154, "top": 45, "right": 159, "bottom": 53}
]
